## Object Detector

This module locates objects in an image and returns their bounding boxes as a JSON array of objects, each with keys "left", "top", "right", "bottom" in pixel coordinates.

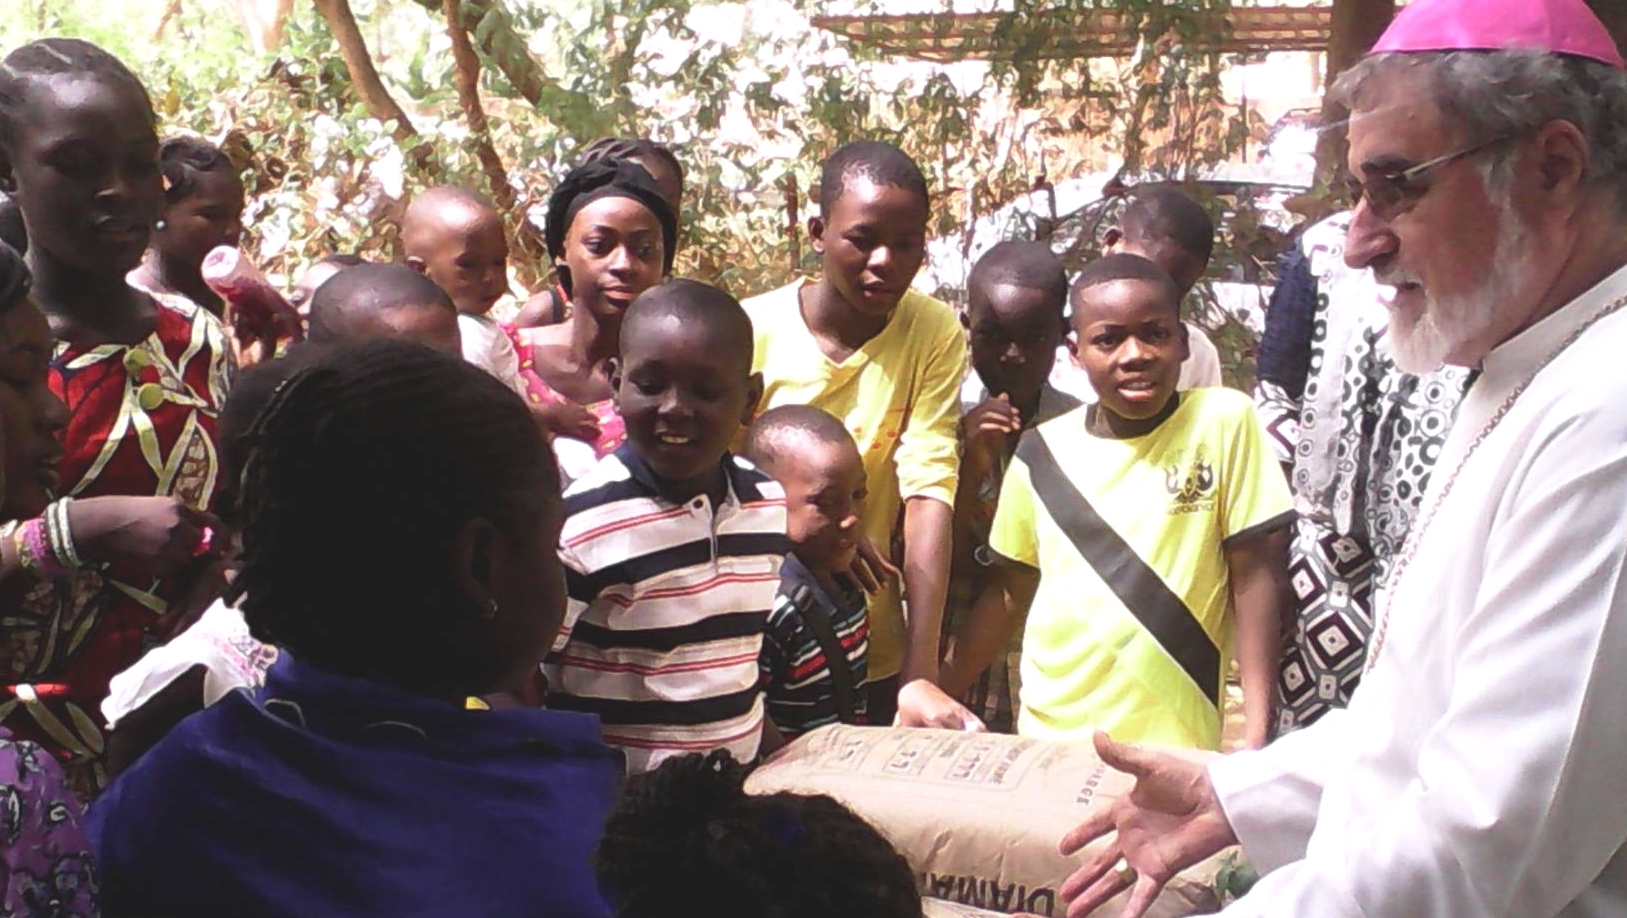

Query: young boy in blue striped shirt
[
  {"left": 744, "top": 405, "right": 871, "bottom": 738},
  {"left": 545, "top": 280, "right": 788, "bottom": 774}
]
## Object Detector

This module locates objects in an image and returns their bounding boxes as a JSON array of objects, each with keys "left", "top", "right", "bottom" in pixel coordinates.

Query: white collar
[{"left": 1480, "top": 260, "right": 1627, "bottom": 383}]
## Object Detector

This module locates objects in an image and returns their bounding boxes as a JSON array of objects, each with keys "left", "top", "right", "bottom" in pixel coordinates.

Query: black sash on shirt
[{"left": 1017, "top": 433, "right": 1222, "bottom": 706}]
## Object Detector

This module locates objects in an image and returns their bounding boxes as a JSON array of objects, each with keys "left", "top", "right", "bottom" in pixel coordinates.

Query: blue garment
[
  {"left": 90, "top": 654, "right": 622, "bottom": 918},
  {"left": 1256, "top": 245, "right": 1318, "bottom": 398}
]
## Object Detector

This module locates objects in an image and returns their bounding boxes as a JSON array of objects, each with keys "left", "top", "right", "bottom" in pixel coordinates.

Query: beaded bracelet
[
  {"left": 21, "top": 520, "right": 61, "bottom": 576},
  {"left": 13, "top": 517, "right": 67, "bottom": 579},
  {"left": 16, "top": 518, "right": 41, "bottom": 577}
]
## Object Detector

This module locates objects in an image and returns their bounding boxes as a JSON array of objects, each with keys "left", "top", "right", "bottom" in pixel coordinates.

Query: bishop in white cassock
[{"left": 1055, "top": 1, "right": 1627, "bottom": 917}]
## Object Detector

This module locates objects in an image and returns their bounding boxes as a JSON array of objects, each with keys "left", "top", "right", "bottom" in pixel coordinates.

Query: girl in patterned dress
[{"left": 0, "top": 39, "right": 232, "bottom": 795}]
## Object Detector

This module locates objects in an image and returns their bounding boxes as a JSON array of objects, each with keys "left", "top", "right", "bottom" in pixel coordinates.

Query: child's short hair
[
  {"left": 317, "top": 253, "right": 368, "bottom": 269},
  {"left": 1119, "top": 186, "right": 1215, "bottom": 263},
  {"left": 622, "top": 279, "right": 754, "bottom": 370},
  {"left": 307, "top": 263, "right": 454, "bottom": 343},
  {"left": 229, "top": 340, "right": 553, "bottom": 694},
  {"left": 158, "top": 136, "right": 238, "bottom": 205},
  {"left": 595, "top": 751, "right": 921, "bottom": 918},
  {"left": 968, "top": 240, "right": 1068, "bottom": 308},
  {"left": 744, "top": 404, "right": 855, "bottom": 476},
  {"left": 819, "top": 140, "right": 929, "bottom": 215},
  {"left": 1070, "top": 253, "right": 1183, "bottom": 319},
  {"left": 0, "top": 39, "right": 152, "bottom": 156},
  {"left": 402, "top": 186, "right": 499, "bottom": 239}
]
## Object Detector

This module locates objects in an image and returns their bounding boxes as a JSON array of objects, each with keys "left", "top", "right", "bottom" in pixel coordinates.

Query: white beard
[{"left": 1386, "top": 207, "right": 1536, "bottom": 375}]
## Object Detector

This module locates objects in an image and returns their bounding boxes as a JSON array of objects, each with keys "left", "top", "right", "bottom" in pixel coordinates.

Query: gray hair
[{"left": 1333, "top": 50, "right": 1627, "bottom": 213}]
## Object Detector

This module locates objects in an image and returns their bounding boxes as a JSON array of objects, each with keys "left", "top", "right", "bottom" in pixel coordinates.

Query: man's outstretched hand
[{"left": 1057, "top": 732, "right": 1238, "bottom": 918}]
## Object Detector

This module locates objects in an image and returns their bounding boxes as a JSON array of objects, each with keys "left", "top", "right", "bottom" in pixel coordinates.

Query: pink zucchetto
[{"left": 1372, "top": 0, "right": 1626, "bottom": 69}]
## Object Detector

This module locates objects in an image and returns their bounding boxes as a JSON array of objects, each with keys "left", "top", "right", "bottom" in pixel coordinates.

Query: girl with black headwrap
[
  {"left": 510, "top": 157, "right": 679, "bottom": 482},
  {"left": 513, "top": 137, "right": 684, "bottom": 330}
]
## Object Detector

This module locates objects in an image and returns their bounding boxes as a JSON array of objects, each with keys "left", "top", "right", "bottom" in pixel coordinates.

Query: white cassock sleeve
[
  {"left": 1207, "top": 709, "right": 1350, "bottom": 872},
  {"left": 1213, "top": 430, "right": 1627, "bottom": 917}
]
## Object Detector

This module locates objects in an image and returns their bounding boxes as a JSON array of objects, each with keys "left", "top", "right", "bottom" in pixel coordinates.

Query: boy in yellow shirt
[
  {"left": 943, "top": 254, "right": 1292, "bottom": 749},
  {"left": 744, "top": 141, "right": 976, "bottom": 729}
]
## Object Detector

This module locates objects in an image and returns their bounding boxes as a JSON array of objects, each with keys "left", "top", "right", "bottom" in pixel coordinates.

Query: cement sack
[
  {"left": 923, "top": 898, "right": 1009, "bottom": 918},
  {"left": 746, "top": 725, "right": 1228, "bottom": 918}
]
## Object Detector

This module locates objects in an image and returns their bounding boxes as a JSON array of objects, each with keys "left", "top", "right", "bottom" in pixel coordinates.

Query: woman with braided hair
[
  {"left": 0, "top": 38, "right": 234, "bottom": 792},
  {"left": 597, "top": 750, "right": 921, "bottom": 918},
  {"left": 89, "top": 340, "right": 622, "bottom": 918}
]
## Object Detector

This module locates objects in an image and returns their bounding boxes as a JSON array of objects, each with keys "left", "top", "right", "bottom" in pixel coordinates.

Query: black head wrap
[
  {"left": 0, "top": 242, "right": 30, "bottom": 314},
  {"left": 545, "top": 157, "right": 677, "bottom": 298}
]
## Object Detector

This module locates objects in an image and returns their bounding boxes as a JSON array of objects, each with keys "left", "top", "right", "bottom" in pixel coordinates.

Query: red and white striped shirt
[{"left": 545, "top": 445, "right": 788, "bottom": 774}]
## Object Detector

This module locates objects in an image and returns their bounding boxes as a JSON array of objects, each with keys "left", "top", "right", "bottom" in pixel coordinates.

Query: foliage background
[{"left": 8, "top": 0, "right": 1296, "bottom": 384}]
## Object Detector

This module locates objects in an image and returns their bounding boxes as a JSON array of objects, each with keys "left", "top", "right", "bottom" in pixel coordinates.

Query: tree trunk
[
  {"left": 226, "top": 0, "right": 295, "bottom": 53},
  {"left": 153, "top": 0, "right": 184, "bottom": 42},
  {"left": 312, "top": 0, "right": 433, "bottom": 169},
  {"left": 783, "top": 174, "right": 800, "bottom": 273},
  {"left": 442, "top": 0, "right": 547, "bottom": 269},
  {"left": 411, "top": 0, "right": 559, "bottom": 112},
  {"left": 1315, "top": 0, "right": 1396, "bottom": 184}
]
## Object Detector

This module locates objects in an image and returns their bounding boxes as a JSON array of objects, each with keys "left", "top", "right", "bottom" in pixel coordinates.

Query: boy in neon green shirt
[
  {"left": 943, "top": 254, "right": 1292, "bottom": 749},
  {"left": 745, "top": 141, "right": 976, "bottom": 729}
]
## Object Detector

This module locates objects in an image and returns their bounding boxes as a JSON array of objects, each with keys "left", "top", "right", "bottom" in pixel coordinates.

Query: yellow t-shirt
[
  {"left": 744, "top": 280, "right": 965, "bottom": 680},
  {"left": 989, "top": 388, "right": 1293, "bottom": 748}
]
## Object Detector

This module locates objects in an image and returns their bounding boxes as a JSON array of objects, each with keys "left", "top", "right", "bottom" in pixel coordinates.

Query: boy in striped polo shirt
[
  {"left": 744, "top": 405, "right": 871, "bottom": 739},
  {"left": 545, "top": 280, "right": 788, "bottom": 773}
]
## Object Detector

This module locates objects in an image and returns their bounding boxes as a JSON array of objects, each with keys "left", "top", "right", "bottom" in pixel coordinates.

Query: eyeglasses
[{"left": 1341, "top": 135, "right": 1515, "bottom": 220}]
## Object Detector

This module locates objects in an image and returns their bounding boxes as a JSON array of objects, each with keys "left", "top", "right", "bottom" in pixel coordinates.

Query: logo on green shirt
[{"left": 1166, "top": 454, "right": 1217, "bottom": 514}]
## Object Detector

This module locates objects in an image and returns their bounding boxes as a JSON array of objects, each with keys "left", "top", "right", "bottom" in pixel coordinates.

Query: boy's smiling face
[
  {"left": 1070, "top": 278, "right": 1188, "bottom": 424},
  {"left": 967, "top": 281, "right": 1064, "bottom": 408},
  {"left": 811, "top": 174, "right": 928, "bottom": 320},
  {"left": 616, "top": 311, "right": 762, "bottom": 496}
]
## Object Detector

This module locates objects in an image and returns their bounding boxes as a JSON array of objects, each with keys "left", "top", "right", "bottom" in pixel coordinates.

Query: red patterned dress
[{"left": 2, "top": 290, "right": 232, "bottom": 796}]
